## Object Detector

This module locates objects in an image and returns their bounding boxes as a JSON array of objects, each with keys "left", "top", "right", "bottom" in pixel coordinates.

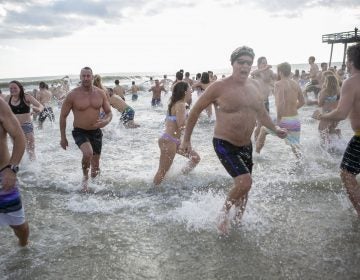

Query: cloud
[
  {"left": 220, "top": 0, "right": 360, "bottom": 16},
  {"left": 0, "top": 0, "right": 188, "bottom": 39},
  {"left": 0, "top": 0, "right": 358, "bottom": 40}
]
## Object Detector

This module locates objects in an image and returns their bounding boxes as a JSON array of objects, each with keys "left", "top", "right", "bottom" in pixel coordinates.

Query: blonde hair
[{"left": 324, "top": 74, "right": 339, "bottom": 97}]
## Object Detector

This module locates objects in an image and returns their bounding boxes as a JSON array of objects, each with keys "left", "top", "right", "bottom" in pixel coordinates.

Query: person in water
[
  {"left": 314, "top": 43, "right": 360, "bottom": 217},
  {"left": 153, "top": 81, "right": 200, "bottom": 186},
  {"left": 0, "top": 98, "right": 29, "bottom": 247},
  {"left": 181, "top": 46, "right": 287, "bottom": 234},
  {"left": 60, "top": 67, "right": 112, "bottom": 192},
  {"left": 5, "top": 80, "right": 43, "bottom": 161}
]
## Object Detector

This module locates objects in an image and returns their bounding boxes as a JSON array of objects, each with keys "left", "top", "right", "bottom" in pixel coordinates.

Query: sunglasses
[{"left": 236, "top": 59, "right": 253, "bottom": 66}]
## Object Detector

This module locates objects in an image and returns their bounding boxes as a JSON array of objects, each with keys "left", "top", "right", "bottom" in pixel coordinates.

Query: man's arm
[
  {"left": 59, "top": 93, "right": 73, "bottom": 149},
  {"left": 0, "top": 99, "right": 25, "bottom": 190},
  {"left": 182, "top": 83, "right": 217, "bottom": 144},
  {"left": 296, "top": 84, "right": 305, "bottom": 109},
  {"left": 0, "top": 99, "right": 25, "bottom": 165}
]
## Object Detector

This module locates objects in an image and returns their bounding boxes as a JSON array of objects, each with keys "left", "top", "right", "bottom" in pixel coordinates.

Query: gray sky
[{"left": 0, "top": 0, "right": 359, "bottom": 77}]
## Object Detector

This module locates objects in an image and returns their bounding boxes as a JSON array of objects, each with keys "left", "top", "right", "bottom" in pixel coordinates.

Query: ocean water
[{"left": 1, "top": 72, "right": 360, "bottom": 280}]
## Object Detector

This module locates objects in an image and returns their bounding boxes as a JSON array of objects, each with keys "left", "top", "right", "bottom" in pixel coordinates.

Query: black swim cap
[{"left": 230, "top": 46, "right": 255, "bottom": 65}]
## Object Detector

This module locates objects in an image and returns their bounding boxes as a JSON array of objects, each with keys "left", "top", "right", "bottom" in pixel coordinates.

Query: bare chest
[{"left": 73, "top": 94, "right": 103, "bottom": 111}]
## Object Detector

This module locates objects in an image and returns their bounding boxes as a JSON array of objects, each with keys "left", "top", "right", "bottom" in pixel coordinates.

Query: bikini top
[
  {"left": 324, "top": 95, "right": 338, "bottom": 103},
  {"left": 8, "top": 96, "right": 30, "bottom": 114},
  {"left": 166, "top": 114, "right": 177, "bottom": 122}
]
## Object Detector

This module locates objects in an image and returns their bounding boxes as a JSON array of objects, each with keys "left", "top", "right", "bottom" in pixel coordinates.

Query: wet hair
[
  {"left": 347, "top": 43, "right": 360, "bottom": 70},
  {"left": 185, "top": 72, "right": 190, "bottom": 77},
  {"left": 200, "top": 72, "right": 210, "bottom": 84},
  {"left": 324, "top": 74, "right": 339, "bottom": 97},
  {"left": 320, "top": 62, "right": 327, "bottom": 68},
  {"left": 176, "top": 71, "right": 183, "bottom": 81},
  {"left": 9, "top": 80, "right": 25, "bottom": 100},
  {"left": 81, "top": 66, "right": 93, "bottom": 74},
  {"left": 257, "top": 56, "right": 267, "bottom": 67},
  {"left": 308, "top": 56, "right": 315, "bottom": 63},
  {"left": 196, "top": 73, "right": 201, "bottom": 80},
  {"left": 277, "top": 62, "right": 291, "bottom": 77},
  {"left": 132, "top": 81, "right": 135, "bottom": 85},
  {"left": 93, "top": 74, "right": 106, "bottom": 91},
  {"left": 230, "top": 46, "right": 255, "bottom": 65},
  {"left": 39, "top": 81, "right": 46, "bottom": 89},
  {"left": 168, "top": 81, "right": 188, "bottom": 115},
  {"left": 115, "top": 79, "right": 119, "bottom": 85}
]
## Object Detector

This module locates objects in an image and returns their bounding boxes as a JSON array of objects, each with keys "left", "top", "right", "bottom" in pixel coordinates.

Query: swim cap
[{"left": 230, "top": 46, "right": 255, "bottom": 65}]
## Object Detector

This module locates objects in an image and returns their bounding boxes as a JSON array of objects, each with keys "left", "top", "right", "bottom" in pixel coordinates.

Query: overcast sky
[{"left": 0, "top": 0, "right": 359, "bottom": 78}]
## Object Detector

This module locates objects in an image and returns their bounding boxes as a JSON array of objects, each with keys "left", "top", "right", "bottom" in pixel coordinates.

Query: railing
[{"left": 322, "top": 29, "right": 359, "bottom": 43}]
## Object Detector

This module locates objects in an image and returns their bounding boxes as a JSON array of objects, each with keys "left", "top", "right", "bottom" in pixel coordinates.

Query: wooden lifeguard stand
[{"left": 322, "top": 27, "right": 360, "bottom": 67}]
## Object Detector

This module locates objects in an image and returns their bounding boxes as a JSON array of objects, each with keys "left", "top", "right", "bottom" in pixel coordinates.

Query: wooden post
[
  {"left": 343, "top": 42, "right": 348, "bottom": 66},
  {"left": 329, "top": 43, "right": 334, "bottom": 67}
]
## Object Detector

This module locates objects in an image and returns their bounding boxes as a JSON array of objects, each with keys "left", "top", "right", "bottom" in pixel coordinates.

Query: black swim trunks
[
  {"left": 213, "top": 138, "right": 253, "bottom": 177},
  {"left": 72, "top": 127, "right": 103, "bottom": 155},
  {"left": 38, "top": 107, "right": 55, "bottom": 123},
  {"left": 340, "top": 135, "right": 360, "bottom": 175}
]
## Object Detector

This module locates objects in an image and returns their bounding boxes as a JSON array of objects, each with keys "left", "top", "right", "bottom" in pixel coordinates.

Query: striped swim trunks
[{"left": 340, "top": 135, "right": 360, "bottom": 175}]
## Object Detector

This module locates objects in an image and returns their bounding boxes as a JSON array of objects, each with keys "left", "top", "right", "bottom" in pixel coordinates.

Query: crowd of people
[{"left": 1, "top": 43, "right": 359, "bottom": 244}]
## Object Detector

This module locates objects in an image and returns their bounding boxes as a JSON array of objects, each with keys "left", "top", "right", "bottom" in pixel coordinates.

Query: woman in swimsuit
[
  {"left": 317, "top": 74, "right": 341, "bottom": 146},
  {"left": 153, "top": 81, "right": 200, "bottom": 186},
  {"left": 5, "top": 80, "right": 43, "bottom": 160}
]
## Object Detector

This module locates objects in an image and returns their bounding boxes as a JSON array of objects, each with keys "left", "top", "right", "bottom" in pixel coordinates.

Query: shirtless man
[
  {"left": 0, "top": 98, "right": 29, "bottom": 247},
  {"left": 181, "top": 46, "right": 287, "bottom": 234},
  {"left": 251, "top": 56, "right": 276, "bottom": 139},
  {"left": 256, "top": 62, "right": 305, "bottom": 159},
  {"left": 60, "top": 67, "right": 112, "bottom": 192},
  {"left": 149, "top": 79, "right": 167, "bottom": 107},
  {"left": 304, "top": 56, "right": 320, "bottom": 102},
  {"left": 37, "top": 81, "right": 55, "bottom": 129},
  {"left": 160, "top": 74, "right": 173, "bottom": 91},
  {"left": 108, "top": 88, "right": 139, "bottom": 128},
  {"left": 314, "top": 43, "right": 360, "bottom": 216},
  {"left": 129, "top": 81, "right": 140, "bottom": 101},
  {"left": 113, "top": 80, "right": 126, "bottom": 100}
]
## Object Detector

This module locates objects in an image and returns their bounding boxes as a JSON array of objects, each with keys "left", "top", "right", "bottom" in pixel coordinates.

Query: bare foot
[
  {"left": 81, "top": 178, "right": 90, "bottom": 193},
  {"left": 216, "top": 211, "right": 230, "bottom": 235}
]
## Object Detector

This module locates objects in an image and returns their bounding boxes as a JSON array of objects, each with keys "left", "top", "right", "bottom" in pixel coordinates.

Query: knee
[
  {"left": 191, "top": 153, "right": 201, "bottom": 165},
  {"left": 235, "top": 175, "right": 252, "bottom": 192},
  {"left": 82, "top": 151, "right": 93, "bottom": 162}
]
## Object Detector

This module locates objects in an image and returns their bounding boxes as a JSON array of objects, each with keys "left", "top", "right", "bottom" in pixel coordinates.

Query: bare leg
[
  {"left": 217, "top": 174, "right": 252, "bottom": 235},
  {"left": 91, "top": 154, "right": 100, "bottom": 179},
  {"left": 25, "top": 132, "right": 36, "bottom": 161},
  {"left": 341, "top": 170, "right": 360, "bottom": 216},
  {"left": 79, "top": 142, "right": 93, "bottom": 192},
  {"left": 178, "top": 149, "right": 201, "bottom": 174},
  {"left": 10, "top": 222, "right": 29, "bottom": 247},
  {"left": 153, "top": 139, "right": 176, "bottom": 186},
  {"left": 255, "top": 127, "right": 268, "bottom": 154}
]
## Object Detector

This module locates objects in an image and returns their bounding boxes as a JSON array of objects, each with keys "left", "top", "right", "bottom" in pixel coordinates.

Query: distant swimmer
[
  {"left": 0, "top": 98, "right": 29, "bottom": 247},
  {"left": 153, "top": 81, "right": 200, "bottom": 186},
  {"left": 181, "top": 46, "right": 287, "bottom": 235},
  {"left": 108, "top": 88, "right": 140, "bottom": 128},
  {"left": 304, "top": 56, "right": 320, "bottom": 103},
  {"left": 60, "top": 67, "right": 112, "bottom": 192},
  {"left": 256, "top": 62, "right": 305, "bottom": 160},
  {"left": 149, "top": 79, "right": 167, "bottom": 107},
  {"left": 113, "top": 79, "right": 126, "bottom": 101},
  {"left": 5, "top": 80, "right": 44, "bottom": 161},
  {"left": 192, "top": 72, "right": 212, "bottom": 118},
  {"left": 129, "top": 81, "right": 140, "bottom": 101},
  {"left": 314, "top": 43, "right": 360, "bottom": 217},
  {"left": 37, "top": 81, "right": 55, "bottom": 129}
]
